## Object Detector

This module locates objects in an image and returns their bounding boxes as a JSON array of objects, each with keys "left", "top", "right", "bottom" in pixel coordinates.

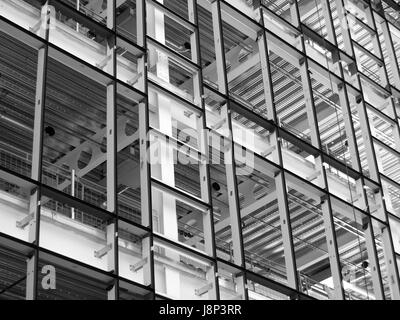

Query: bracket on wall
[
  {"left": 195, "top": 282, "right": 213, "bottom": 296},
  {"left": 16, "top": 213, "right": 34, "bottom": 229},
  {"left": 130, "top": 257, "right": 148, "bottom": 272},
  {"left": 260, "top": 145, "right": 276, "bottom": 157},
  {"left": 94, "top": 243, "right": 112, "bottom": 258}
]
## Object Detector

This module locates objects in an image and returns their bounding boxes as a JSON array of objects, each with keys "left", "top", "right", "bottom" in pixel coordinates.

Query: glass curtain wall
[{"left": 0, "top": 0, "right": 400, "bottom": 300}]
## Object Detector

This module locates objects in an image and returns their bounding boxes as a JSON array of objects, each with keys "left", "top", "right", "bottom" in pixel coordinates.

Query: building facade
[{"left": 0, "top": 0, "right": 400, "bottom": 300}]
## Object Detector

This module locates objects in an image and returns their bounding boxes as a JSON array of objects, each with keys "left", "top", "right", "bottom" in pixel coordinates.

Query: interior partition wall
[{"left": 0, "top": 0, "right": 400, "bottom": 300}]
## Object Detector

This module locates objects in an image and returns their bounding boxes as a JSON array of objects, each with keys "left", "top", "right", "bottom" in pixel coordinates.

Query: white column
[{"left": 148, "top": 1, "right": 181, "bottom": 299}]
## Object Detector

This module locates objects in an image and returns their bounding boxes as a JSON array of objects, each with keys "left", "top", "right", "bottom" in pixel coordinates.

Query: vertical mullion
[
  {"left": 275, "top": 171, "right": 299, "bottom": 293},
  {"left": 210, "top": 0, "right": 247, "bottom": 300},
  {"left": 335, "top": 0, "right": 354, "bottom": 57},
  {"left": 137, "top": 0, "right": 155, "bottom": 296},
  {"left": 139, "top": 100, "right": 154, "bottom": 288},
  {"left": 26, "top": 1, "right": 51, "bottom": 300},
  {"left": 320, "top": 197, "right": 345, "bottom": 299},
  {"left": 211, "top": 0, "right": 228, "bottom": 93},
  {"left": 189, "top": 0, "right": 219, "bottom": 300},
  {"left": 320, "top": 0, "right": 337, "bottom": 45},
  {"left": 31, "top": 50, "right": 47, "bottom": 181},
  {"left": 363, "top": 211, "right": 385, "bottom": 299},
  {"left": 289, "top": 0, "right": 301, "bottom": 27},
  {"left": 257, "top": 30, "right": 274, "bottom": 122},
  {"left": 222, "top": 105, "right": 248, "bottom": 299},
  {"left": 337, "top": 84, "right": 361, "bottom": 171},
  {"left": 298, "top": 58, "right": 322, "bottom": 150},
  {"left": 380, "top": 221, "right": 400, "bottom": 299},
  {"left": 105, "top": 0, "right": 118, "bottom": 300}
]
